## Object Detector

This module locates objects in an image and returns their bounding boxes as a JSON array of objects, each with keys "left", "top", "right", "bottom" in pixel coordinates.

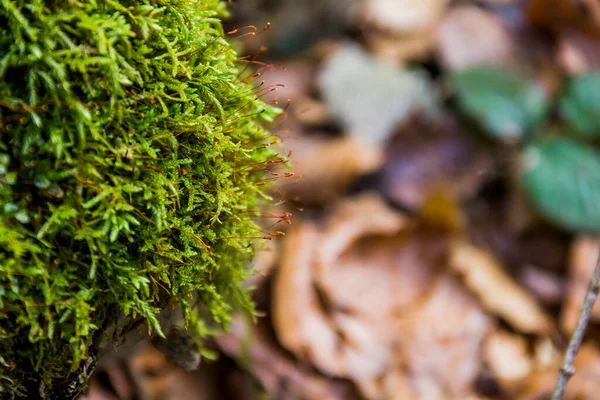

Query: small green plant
[
  {"left": 0, "top": 1, "right": 281, "bottom": 398},
  {"left": 451, "top": 67, "right": 600, "bottom": 232}
]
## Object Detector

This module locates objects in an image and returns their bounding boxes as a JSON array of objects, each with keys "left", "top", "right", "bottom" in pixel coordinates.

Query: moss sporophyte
[{"left": 0, "top": 1, "right": 283, "bottom": 398}]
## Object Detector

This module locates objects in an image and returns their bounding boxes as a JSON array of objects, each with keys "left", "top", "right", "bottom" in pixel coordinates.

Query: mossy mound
[{"left": 0, "top": 1, "right": 280, "bottom": 398}]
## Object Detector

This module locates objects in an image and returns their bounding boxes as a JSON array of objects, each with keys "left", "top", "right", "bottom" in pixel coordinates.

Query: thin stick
[{"left": 552, "top": 248, "right": 600, "bottom": 400}]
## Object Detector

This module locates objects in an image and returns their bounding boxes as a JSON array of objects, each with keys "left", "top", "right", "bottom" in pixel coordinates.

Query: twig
[{"left": 552, "top": 248, "right": 600, "bottom": 400}]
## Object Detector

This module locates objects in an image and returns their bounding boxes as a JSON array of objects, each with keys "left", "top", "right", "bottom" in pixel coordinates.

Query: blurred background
[{"left": 83, "top": 0, "right": 600, "bottom": 399}]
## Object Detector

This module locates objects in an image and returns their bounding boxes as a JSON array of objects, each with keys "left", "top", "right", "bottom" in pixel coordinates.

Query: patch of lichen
[{"left": 0, "top": 1, "right": 281, "bottom": 398}]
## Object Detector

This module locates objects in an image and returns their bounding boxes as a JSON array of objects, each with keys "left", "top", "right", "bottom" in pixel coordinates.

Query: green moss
[{"left": 0, "top": 1, "right": 281, "bottom": 398}]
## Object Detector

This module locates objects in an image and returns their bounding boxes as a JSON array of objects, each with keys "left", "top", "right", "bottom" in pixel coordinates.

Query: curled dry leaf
[
  {"left": 273, "top": 194, "right": 408, "bottom": 380},
  {"left": 436, "top": 6, "right": 515, "bottom": 71},
  {"left": 380, "top": 115, "right": 493, "bottom": 210},
  {"left": 274, "top": 194, "right": 493, "bottom": 399},
  {"left": 277, "top": 135, "right": 383, "bottom": 205},
  {"left": 560, "top": 236, "right": 600, "bottom": 333},
  {"left": 449, "top": 242, "right": 552, "bottom": 334}
]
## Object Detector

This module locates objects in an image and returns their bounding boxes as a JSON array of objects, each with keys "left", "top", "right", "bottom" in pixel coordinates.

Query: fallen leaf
[
  {"left": 484, "top": 330, "right": 533, "bottom": 384},
  {"left": 534, "top": 337, "right": 561, "bottom": 370},
  {"left": 273, "top": 194, "right": 492, "bottom": 399},
  {"left": 394, "top": 275, "right": 493, "bottom": 399},
  {"left": 364, "top": 31, "right": 436, "bottom": 63},
  {"left": 85, "top": 343, "right": 223, "bottom": 400},
  {"left": 527, "top": 0, "right": 600, "bottom": 37},
  {"left": 276, "top": 135, "right": 384, "bottom": 205},
  {"left": 273, "top": 194, "right": 409, "bottom": 379},
  {"left": 360, "top": 0, "right": 450, "bottom": 34},
  {"left": 519, "top": 264, "right": 564, "bottom": 305},
  {"left": 561, "top": 236, "right": 600, "bottom": 333},
  {"left": 380, "top": 115, "right": 493, "bottom": 210},
  {"left": 217, "top": 317, "right": 353, "bottom": 400},
  {"left": 318, "top": 43, "right": 439, "bottom": 147},
  {"left": 558, "top": 30, "right": 600, "bottom": 74},
  {"left": 315, "top": 193, "right": 409, "bottom": 267},
  {"left": 357, "top": 371, "right": 418, "bottom": 400},
  {"left": 357, "top": 0, "right": 448, "bottom": 62},
  {"left": 436, "top": 6, "right": 515, "bottom": 71},
  {"left": 449, "top": 242, "right": 552, "bottom": 334}
]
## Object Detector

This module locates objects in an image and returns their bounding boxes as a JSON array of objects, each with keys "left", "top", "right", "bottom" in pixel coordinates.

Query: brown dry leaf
[
  {"left": 392, "top": 275, "right": 492, "bottom": 399},
  {"left": 273, "top": 194, "right": 408, "bottom": 379},
  {"left": 217, "top": 317, "right": 352, "bottom": 400},
  {"left": 557, "top": 30, "right": 600, "bottom": 74},
  {"left": 277, "top": 135, "right": 383, "bottom": 205},
  {"left": 436, "top": 5, "right": 515, "bottom": 71},
  {"left": 274, "top": 194, "right": 492, "bottom": 399},
  {"left": 380, "top": 115, "right": 493, "bottom": 210},
  {"left": 315, "top": 193, "right": 409, "bottom": 267},
  {"left": 484, "top": 330, "right": 532, "bottom": 385},
  {"left": 560, "top": 236, "right": 600, "bottom": 333},
  {"left": 449, "top": 242, "right": 552, "bottom": 334}
]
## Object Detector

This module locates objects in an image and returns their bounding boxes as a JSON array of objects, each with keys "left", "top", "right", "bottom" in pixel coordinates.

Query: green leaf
[
  {"left": 560, "top": 71, "right": 600, "bottom": 137},
  {"left": 451, "top": 67, "right": 549, "bottom": 142},
  {"left": 521, "top": 138, "right": 600, "bottom": 232}
]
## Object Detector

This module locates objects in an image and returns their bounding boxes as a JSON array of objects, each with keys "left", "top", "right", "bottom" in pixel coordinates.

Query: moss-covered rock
[{"left": 0, "top": 1, "right": 280, "bottom": 398}]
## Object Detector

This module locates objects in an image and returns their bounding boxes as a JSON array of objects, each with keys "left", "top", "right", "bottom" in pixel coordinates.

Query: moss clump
[{"left": 0, "top": 1, "right": 281, "bottom": 398}]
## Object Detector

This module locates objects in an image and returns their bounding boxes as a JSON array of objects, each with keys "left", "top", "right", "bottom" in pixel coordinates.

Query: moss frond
[{"left": 0, "top": 1, "right": 281, "bottom": 398}]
